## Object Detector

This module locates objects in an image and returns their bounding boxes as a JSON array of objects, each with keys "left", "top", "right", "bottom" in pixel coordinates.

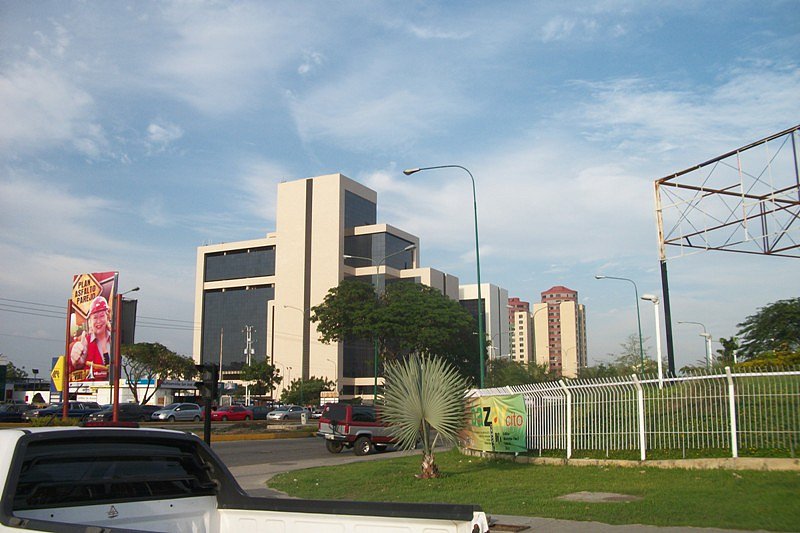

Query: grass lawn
[{"left": 269, "top": 449, "right": 800, "bottom": 531}]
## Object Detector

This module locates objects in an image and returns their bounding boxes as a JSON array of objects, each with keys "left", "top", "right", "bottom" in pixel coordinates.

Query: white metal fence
[{"left": 474, "top": 367, "right": 800, "bottom": 459}]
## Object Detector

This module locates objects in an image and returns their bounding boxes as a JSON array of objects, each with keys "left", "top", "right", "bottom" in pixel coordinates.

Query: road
[{"left": 210, "top": 435, "right": 417, "bottom": 497}]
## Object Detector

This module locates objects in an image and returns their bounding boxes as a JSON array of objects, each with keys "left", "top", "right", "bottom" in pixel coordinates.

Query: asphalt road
[{"left": 211, "top": 435, "right": 334, "bottom": 468}]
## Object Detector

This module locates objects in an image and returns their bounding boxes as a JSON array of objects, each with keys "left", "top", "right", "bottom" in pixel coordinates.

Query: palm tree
[{"left": 380, "top": 353, "right": 467, "bottom": 479}]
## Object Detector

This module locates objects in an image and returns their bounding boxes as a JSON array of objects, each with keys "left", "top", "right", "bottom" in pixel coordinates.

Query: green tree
[
  {"left": 381, "top": 354, "right": 467, "bottom": 479},
  {"left": 311, "top": 279, "right": 480, "bottom": 383},
  {"left": 578, "top": 363, "right": 622, "bottom": 379},
  {"left": 280, "top": 376, "right": 334, "bottom": 405},
  {"left": 240, "top": 358, "right": 282, "bottom": 398},
  {"left": 736, "top": 298, "right": 800, "bottom": 360},
  {"left": 121, "top": 343, "right": 196, "bottom": 404},
  {"left": 486, "top": 359, "right": 556, "bottom": 387},
  {"left": 714, "top": 336, "right": 740, "bottom": 366},
  {"left": 738, "top": 342, "right": 800, "bottom": 368},
  {"left": 5, "top": 362, "right": 28, "bottom": 380}
]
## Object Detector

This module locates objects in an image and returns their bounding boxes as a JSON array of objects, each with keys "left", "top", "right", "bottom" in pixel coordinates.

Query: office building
[{"left": 193, "top": 173, "right": 461, "bottom": 401}]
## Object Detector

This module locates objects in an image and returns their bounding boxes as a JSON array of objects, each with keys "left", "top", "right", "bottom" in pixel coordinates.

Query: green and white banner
[{"left": 463, "top": 394, "right": 527, "bottom": 453}]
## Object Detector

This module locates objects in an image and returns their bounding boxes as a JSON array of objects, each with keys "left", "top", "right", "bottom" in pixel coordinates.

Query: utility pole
[{"left": 243, "top": 325, "right": 255, "bottom": 404}]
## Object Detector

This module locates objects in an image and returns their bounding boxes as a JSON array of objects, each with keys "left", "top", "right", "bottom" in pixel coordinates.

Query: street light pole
[
  {"left": 678, "top": 321, "right": 712, "bottom": 369},
  {"left": 595, "top": 275, "right": 645, "bottom": 374},
  {"left": 641, "top": 294, "right": 663, "bottom": 388},
  {"left": 345, "top": 244, "right": 416, "bottom": 402},
  {"left": 403, "top": 165, "right": 486, "bottom": 388}
]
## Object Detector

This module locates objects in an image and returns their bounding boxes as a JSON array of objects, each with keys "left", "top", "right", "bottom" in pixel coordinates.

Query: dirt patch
[{"left": 557, "top": 491, "right": 642, "bottom": 503}]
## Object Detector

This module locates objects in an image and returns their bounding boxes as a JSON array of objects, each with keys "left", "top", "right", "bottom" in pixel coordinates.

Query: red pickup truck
[{"left": 316, "top": 403, "right": 396, "bottom": 455}]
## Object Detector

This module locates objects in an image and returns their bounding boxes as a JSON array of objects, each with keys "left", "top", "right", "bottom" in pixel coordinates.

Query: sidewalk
[{"left": 226, "top": 448, "right": 770, "bottom": 533}]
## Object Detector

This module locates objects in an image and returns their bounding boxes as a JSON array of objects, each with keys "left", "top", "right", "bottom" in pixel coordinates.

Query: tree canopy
[
  {"left": 239, "top": 358, "right": 282, "bottom": 397},
  {"left": 736, "top": 298, "right": 800, "bottom": 360},
  {"left": 486, "top": 359, "right": 556, "bottom": 387},
  {"left": 280, "top": 376, "right": 334, "bottom": 405},
  {"left": 311, "top": 279, "right": 480, "bottom": 383},
  {"left": 121, "top": 343, "right": 195, "bottom": 404}
]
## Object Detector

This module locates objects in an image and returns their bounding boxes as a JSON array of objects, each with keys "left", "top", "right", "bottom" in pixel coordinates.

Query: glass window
[
  {"left": 344, "top": 190, "right": 376, "bottom": 228},
  {"left": 201, "top": 285, "right": 274, "bottom": 370},
  {"left": 204, "top": 247, "right": 275, "bottom": 281}
]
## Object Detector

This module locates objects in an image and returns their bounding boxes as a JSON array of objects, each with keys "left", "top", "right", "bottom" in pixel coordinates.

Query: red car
[{"left": 209, "top": 405, "right": 253, "bottom": 422}]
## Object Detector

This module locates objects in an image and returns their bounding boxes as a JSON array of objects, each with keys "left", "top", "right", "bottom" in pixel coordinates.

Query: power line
[{"left": 0, "top": 298, "right": 199, "bottom": 327}]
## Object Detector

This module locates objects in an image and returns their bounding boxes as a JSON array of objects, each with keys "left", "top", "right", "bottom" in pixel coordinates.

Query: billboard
[
  {"left": 66, "top": 272, "right": 118, "bottom": 383},
  {"left": 462, "top": 394, "right": 527, "bottom": 453}
]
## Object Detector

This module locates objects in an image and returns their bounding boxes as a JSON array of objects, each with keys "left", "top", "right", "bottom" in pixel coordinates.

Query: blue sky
[{"left": 1, "top": 1, "right": 799, "bottom": 376}]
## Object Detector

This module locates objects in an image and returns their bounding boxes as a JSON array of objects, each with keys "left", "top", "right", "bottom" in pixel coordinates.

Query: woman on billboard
[{"left": 69, "top": 296, "right": 111, "bottom": 380}]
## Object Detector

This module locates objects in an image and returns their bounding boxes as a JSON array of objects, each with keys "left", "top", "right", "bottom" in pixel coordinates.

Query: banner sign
[
  {"left": 66, "top": 272, "right": 118, "bottom": 383},
  {"left": 463, "top": 394, "right": 527, "bottom": 453}
]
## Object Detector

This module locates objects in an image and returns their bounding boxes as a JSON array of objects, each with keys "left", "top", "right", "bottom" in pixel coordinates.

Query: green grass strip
[{"left": 269, "top": 449, "right": 800, "bottom": 531}]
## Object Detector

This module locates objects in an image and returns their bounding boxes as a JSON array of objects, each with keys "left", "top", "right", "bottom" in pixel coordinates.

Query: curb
[
  {"left": 208, "top": 431, "right": 316, "bottom": 442},
  {"left": 459, "top": 448, "right": 800, "bottom": 471}
]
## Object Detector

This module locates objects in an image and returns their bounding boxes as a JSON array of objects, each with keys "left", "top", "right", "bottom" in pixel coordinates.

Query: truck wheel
[
  {"left": 353, "top": 436, "right": 373, "bottom": 456},
  {"left": 325, "top": 441, "right": 344, "bottom": 454}
]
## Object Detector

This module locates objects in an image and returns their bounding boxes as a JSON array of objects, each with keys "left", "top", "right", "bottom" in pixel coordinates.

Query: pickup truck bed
[{"left": 0, "top": 427, "right": 487, "bottom": 532}]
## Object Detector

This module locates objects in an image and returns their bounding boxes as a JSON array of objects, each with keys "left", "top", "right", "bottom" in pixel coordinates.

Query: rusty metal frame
[{"left": 655, "top": 125, "right": 800, "bottom": 260}]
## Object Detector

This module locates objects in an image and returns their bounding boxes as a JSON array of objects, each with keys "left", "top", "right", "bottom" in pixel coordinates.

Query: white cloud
[
  {"left": 146, "top": 121, "right": 184, "bottom": 153},
  {"left": 0, "top": 61, "right": 105, "bottom": 155},
  {"left": 298, "top": 51, "right": 325, "bottom": 75},
  {"left": 541, "top": 16, "right": 577, "bottom": 42}
]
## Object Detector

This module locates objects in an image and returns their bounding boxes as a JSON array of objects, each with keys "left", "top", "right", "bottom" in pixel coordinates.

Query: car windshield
[{"left": 163, "top": 403, "right": 180, "bottom": 410}]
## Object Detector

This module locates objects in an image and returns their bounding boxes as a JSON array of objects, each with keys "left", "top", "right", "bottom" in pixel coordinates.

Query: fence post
[
  {"left": 558, "top": 380, "right": 572, "bottom": 459},
  {"left": 632, "top": 374, "right": 646, "bottom": 461},
  {"left": 725, "top": 367, "right": 738, "bottom": 458}
]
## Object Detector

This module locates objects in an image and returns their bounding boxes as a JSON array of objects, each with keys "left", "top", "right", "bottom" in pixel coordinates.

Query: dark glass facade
[
  {"left": 344, "top": 190, "right": 376, "bottom": 229},
  {"left": 460, "top": 299, "right": 486, "bottom": 332},
  {"left": 343, "top": 338, "right": 376, "bottom": 378},
  {"left": 343, "top": 233, "right": 414, "bottom": 270},
  {"left": 201, "top": 285, "right": 274, "bottom": 370},
  {"left": 204, "top": 247, "right": 275, "bottom": 282}
]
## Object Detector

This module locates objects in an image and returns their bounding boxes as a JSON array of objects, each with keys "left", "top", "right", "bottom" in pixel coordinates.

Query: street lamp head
[
  {"left": 641, "top": 294, "right": 659, "bottom": 304},
  {"left": 121, "top": 286, "right": 140, "bottom": 297},
  {"left": 403, "top": 244, "right": 416, "bottom": 252},
  {"left": 594, "top": 275, "right": 606, "bottom": 279},
  {"left": 402, "top": 168, "right": 421, "bottom": 176}
]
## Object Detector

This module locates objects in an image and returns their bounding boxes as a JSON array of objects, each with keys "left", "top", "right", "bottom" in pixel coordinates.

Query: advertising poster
[
  {"left": 463, "top": 394, "right": 527, "bottom": 453},
  {"left": 66, "top": 272, "right": 118, "bottom": 383}
]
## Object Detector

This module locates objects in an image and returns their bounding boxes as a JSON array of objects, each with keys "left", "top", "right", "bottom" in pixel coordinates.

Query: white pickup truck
[{"left": 0, "top": 427, "right": 488, "bottom": 533}]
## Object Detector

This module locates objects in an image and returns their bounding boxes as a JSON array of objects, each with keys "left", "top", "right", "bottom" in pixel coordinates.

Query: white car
[
  {"left": 151, "top": 402, "right": 202, "bottom": 422},
  {"left": 266, "top": 405, "right": 309, "bottom": 421}
]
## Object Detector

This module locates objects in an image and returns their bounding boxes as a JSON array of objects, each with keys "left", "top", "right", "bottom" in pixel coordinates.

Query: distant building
[
  {"left": 507, "top": 297, "right": 530, "bottom": 361},
  {"left": 459, "top": 284, "right": 509, "bottom": 359},
  {"left": 536, "top": 286, "right": 587, "bottom": 378}
]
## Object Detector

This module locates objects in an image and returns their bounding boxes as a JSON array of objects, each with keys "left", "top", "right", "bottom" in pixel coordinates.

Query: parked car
[
  {"left": 316, "top": 403, "right": 394, "bottom": 455},
  {"left": 23, "top": 401, "right": 103, "bottom": 421},
  {"left": 249, "top": 405, "right": 273, "bottom": 420},
  {"left": 267, "top": 405, "right": 309, "bottom": 421},
  {"left": 85, "top": 403, "right": 161, "bottom": 423},
  {"left": 209, "top": 405, "right": 253, "bottom": 422},
  {"left": 151, "top": 402, "right": 202, "bottom": 422},
  {"left": 0, "top": 403, "right": 33, "bottom": 423},
  {"left": 310, "top": 406, "right": 323, "bottom": 419}
]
